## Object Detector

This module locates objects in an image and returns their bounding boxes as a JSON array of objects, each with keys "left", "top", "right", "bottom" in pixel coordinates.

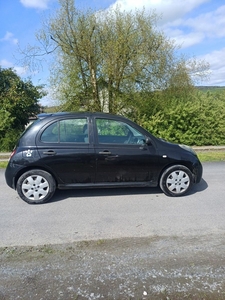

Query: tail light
[{"left": 9, "top": 149, "right": 17, "bottom": 159}]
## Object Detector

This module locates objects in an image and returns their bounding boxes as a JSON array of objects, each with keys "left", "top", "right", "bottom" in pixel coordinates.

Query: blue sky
[{"left": 1, "top": 0, "right": 225, "bottom": 105}]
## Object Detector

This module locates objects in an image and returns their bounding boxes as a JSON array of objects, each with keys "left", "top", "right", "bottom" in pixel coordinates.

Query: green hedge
[{"left": 141, "top": 92, "right": 225, "bottom": 146}]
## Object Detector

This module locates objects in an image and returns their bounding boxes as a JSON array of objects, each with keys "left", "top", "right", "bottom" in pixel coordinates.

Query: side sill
[{"left": 58, "top": 181, "right": 157, "bottom": 190}]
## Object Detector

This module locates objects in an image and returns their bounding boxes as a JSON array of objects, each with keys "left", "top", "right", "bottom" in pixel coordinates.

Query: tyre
[
  {"left": 159, "top": 165, "right": 193, "bottom": 197},
  {"left": 16, "top": 170, "right": 56, "bottom": 204}
]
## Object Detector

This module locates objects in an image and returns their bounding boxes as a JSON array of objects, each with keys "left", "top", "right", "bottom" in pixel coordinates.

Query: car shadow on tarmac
[{"left": 49, "top": 178, "right": 208, "bottom": 203}]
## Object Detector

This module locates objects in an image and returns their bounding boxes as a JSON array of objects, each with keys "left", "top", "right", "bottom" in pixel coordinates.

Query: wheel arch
[
  {"left": 14, "top": 166, "right": 58, "bottom": 189},
  {"left": 158, "top": 161, "right": 194, "bottom": 185}
]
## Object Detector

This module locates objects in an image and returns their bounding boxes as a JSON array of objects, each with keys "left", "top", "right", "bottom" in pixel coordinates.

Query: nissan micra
[{"left": 5, "top": 112, "right": 203, "bottom": 204}]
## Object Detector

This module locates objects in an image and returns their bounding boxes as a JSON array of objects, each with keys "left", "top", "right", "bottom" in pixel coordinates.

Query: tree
[
  {"left": 0, "top": 67, "right": 44, "bottom": 150},
  {"left": 22, "top": 0, "right": 209, "bottom": 115}
]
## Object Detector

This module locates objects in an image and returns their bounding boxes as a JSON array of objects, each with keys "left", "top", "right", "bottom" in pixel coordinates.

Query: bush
[
  {"left": 0, "top": 129, "right": 21, "bottom": 151},
  {"left": 141, "top": 92, "right": 225, "bottom": 146}
]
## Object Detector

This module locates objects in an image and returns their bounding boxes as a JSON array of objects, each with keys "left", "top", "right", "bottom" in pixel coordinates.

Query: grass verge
[
  {"left": 197, "top": 151, "right": 225, "bottom": 162},
  {"left": 0, "top": 161, "right": 7, "bottom": 168}
]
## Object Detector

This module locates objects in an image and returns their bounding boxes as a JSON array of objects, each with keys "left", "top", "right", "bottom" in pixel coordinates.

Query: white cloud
[
  {"left": 15, "top": 66, "right": 28, "bottom": 76},
  {"left": 110, "top": 0, "right": 208, "bottom": 24},
  {"left": 163, "top": 4, "right": 225, "bottom": 49},
  {"left": 109, "top": 0, "right": 215, "bottom": 50},
  {"left": 180, "top": 5, "right": 225, "bottom": 39},
  {"left": 0, "top": 59, "right": 12, "bottom": 68},
  {"left": 0, "top": 59, "right": 28, "bottom": 76},
  {"left": 110, "top": 1, "right": 225, "bottom": 49},
  {"left": 0, "top": 31, "right": 18, "bottom": 45},
  {"left": 165, "top": 29, "right": 205, "bottom": 48},
  {"left": 20, "top": 0, "right": 51, "bottom": 9},
  {"left": 200, "top": 48, "right": 225, "bottom": 86}
]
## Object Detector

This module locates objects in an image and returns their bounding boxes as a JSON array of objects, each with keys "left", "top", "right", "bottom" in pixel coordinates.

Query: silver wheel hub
[
  {"left": 21, "top": 175, "right": 49, "bottom": 201},
  {"left": 166, "top": 170, "right": 190, "bottom": 194}
]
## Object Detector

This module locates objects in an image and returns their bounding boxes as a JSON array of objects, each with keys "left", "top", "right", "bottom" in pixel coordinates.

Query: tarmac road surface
[
  {"left": 0, "top": 162, "right": 225, "bottom": 247},
  {"left": 1, "top": 162, "right": 225, "bottom": 299}
]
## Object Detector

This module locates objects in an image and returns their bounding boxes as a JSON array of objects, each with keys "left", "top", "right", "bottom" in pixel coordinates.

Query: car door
[
  {"left": 36, "top": 117, "right": 96, "bottom": 185},
  {"left": 94, "top": 117, "right": 158, "bottom": 185}
]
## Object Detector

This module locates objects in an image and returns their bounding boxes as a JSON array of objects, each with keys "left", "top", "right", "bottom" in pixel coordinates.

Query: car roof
[{"left": 37, "top": 112, "right": 127, "bottom": 120}]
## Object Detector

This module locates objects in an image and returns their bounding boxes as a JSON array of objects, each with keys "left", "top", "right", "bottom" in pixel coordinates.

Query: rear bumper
[{"left": 5, "top": 162, "right": 22, "bottom": 190}]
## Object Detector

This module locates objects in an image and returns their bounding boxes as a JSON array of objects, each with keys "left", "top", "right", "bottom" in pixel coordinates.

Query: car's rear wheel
[
  {"left": 159, "top": 165, "right": 193, "bottom": 197},
  {"left": 17, "top": 170, "right": 56, "bottom": 204}
]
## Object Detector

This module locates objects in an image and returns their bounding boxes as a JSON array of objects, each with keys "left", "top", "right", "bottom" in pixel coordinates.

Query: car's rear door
[{"left": 36, "top": 116, "right": 96, "bottom": 185}]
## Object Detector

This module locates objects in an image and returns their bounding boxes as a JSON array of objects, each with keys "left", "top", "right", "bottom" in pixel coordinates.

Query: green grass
[
  {"left": 197, "top": 151, "right": 225, "bottom": 162},
  {"left": 0, "top": 161, "right": 7, "bottom": 168}
]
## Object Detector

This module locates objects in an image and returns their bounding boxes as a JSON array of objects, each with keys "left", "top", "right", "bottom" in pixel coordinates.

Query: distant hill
[{"left": 196, "top": 86, "right": 225, "bottom": 91}]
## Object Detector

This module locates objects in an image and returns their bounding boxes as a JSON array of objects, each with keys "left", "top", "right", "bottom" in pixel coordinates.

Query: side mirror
[{"left": 145, "top": 137, "right": 152, "bottom": 145}]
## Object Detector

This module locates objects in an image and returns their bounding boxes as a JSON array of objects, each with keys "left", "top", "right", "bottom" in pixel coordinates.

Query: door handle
[
  {"left": 99, "top": 151, "right": 111, "bottom": 155},
  {"left": 139, "top": 146, "right": 147, "bottom": 150},
  {"left": 43, "top": 150, "right": 56, "bottom": 155}
]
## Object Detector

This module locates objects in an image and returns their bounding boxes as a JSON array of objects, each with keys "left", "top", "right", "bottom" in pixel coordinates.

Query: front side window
[
  {"left": 96, "top": 118, "right": 145, "bottom": 144},
  {"left": 41, "top": 118, "right": 88, "bottom": 143}
]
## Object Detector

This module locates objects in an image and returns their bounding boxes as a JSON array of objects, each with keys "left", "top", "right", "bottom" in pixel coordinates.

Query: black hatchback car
[{"left": 5, "top": 112, "right": 202, "bottom": 204}]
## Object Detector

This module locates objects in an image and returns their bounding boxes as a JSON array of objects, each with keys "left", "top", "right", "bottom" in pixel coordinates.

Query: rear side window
[{"left": 40, "top": 118, "right": 88, "bottom": 143}]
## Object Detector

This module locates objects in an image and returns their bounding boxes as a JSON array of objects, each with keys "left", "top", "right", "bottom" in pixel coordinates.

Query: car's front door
[
  {"left": 94, "top": 117, "right": 158, "bottom": 185},
  {"left": 36, "top": 117, "right": 95, "bottom": 185}
]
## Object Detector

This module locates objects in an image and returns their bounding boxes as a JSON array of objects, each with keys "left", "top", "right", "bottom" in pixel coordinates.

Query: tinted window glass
[
  {"left": 41, "top": 122, "right": 59, "bottom": 142},
  {"left": 96, "top": 118, "right": 145, "bottom": 144},
  {"left": 41, "top": 118, "right": 88, "bottom": 143}
]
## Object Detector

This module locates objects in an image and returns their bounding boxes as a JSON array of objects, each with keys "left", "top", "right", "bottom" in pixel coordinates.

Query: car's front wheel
[
  {"left": 159, "top": 165, "right": 193, "bottom": 197},
  {"left": 16, "top": 170, "right": 56, "bottom": 204}
]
